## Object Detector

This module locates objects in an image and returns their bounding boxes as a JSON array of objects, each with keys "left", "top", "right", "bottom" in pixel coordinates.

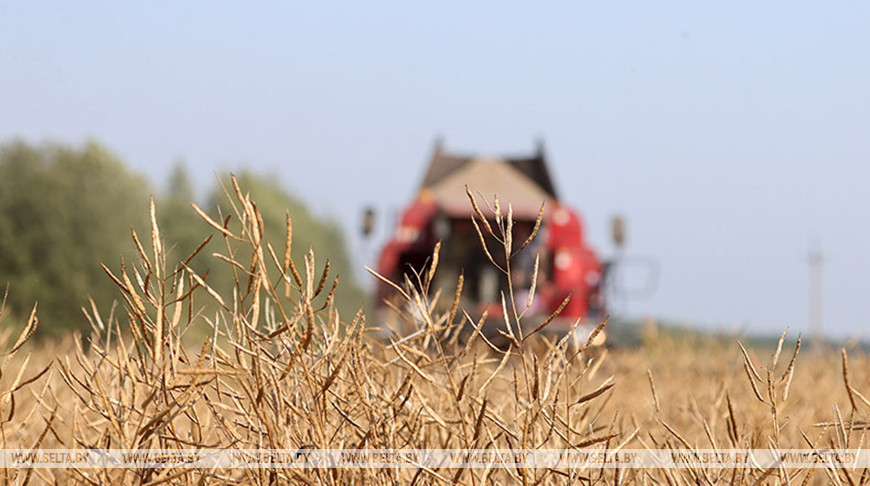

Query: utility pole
[{"left": 808, "top": 247, "right": 824, "bottom": 350}]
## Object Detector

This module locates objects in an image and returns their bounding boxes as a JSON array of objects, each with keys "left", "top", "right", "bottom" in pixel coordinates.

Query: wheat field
[{"left": 1, "top": 177, "right": 868, "bottom": 485}]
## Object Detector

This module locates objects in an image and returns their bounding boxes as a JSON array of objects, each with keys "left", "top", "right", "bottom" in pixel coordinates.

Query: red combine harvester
[{"left": 374, "top": 140, "right": 608, "bottom": 342}]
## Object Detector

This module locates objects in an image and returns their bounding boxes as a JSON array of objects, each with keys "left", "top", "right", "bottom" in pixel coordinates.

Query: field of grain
[{"left": 1, "top": 178, "right": 868, "bottom": 485}]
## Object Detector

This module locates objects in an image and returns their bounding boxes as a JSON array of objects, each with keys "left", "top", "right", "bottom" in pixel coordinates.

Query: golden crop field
[{"left": 1, "top": 179, "right": 867, "bottom": 485}]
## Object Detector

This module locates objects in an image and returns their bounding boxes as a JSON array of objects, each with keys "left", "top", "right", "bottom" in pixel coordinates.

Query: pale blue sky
[{"left": 2, "top": 1, "right": 869, "bottom": 337}]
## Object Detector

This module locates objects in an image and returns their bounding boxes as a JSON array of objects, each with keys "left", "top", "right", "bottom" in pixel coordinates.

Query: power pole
[{"left": 808, "top": 247, "right": 824, "bottom": 350}]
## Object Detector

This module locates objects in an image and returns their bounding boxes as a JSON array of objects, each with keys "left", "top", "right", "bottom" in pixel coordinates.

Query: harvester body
[{"left": 376, "top": 142, "right": 606, "bottom": 337}]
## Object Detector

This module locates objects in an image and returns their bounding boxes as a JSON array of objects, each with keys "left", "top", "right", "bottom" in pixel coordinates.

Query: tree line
[{"left": 0, "top": 139, "right": 365, "bottom": 337}]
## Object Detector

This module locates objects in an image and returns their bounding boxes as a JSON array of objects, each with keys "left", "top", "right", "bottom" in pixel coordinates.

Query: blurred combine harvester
[{"left": 373, "top": 140, "right": 609, "bottom": 344}]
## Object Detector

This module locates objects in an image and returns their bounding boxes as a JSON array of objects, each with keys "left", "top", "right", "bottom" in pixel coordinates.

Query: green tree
[
  {"left": 157, "top": 162, "right": 208, "bottom": 269},
  {"left": 0, "top": 139, "right": 150, "bottom": 335}
]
